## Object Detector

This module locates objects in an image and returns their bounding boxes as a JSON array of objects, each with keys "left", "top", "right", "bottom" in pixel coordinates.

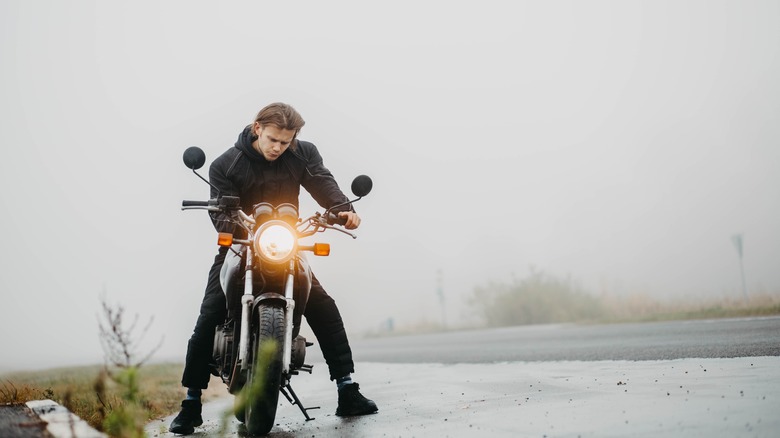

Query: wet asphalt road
[
  {"left": 0, "top": 405, "right": 50, "bottom": 438},
  {"left": 146, "top": 316, "right": 780, "bottom": 437},
  {"left": 348, "top": 316, "right": 780, "bottom": 363}
]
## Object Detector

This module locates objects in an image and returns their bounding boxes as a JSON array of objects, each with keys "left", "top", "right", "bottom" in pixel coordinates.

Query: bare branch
[{"left": 97, "top": 293, "right": 164, "bottom": 369}]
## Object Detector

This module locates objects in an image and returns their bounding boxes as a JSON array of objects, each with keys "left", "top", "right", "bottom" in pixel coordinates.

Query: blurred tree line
[{"left": 469, "top": 268, "right": 605, "bottom": 326}]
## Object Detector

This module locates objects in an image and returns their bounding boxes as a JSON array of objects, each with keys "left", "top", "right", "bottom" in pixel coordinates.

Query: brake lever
[
  {"left": 308, "top": 216, "right": 357, "bottom": 239},
  {"left": 319, "top": 223, "right": 357, "bottom": 239}
]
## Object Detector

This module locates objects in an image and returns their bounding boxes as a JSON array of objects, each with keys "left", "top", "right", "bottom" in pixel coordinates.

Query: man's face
[{"left": 253, "top": 123, "right": 295, "bottom": 161}]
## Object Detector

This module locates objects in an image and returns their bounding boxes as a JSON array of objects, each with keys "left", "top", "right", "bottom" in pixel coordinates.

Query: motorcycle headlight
[{"left": 253, "top": 220, "right": 298, "bottom": 264}]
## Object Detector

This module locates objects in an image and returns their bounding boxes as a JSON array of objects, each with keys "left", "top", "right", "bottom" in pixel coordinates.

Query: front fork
[
  {"left": 282, "top": 259, "right": 296, "bottom": 375},
  {"left": 238, "top": 253, "right": 296, "bottom": 375},
  {"left": 238, "top": 247, "right": 255, "bottom": 371}
]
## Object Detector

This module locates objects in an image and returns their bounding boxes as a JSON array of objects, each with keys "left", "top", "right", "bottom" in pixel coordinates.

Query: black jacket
[{"left": 208, "top": 126, "right": 351, "bottom": 236}]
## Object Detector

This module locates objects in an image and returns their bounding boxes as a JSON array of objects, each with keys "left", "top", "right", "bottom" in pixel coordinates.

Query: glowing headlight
[{"left": 253, "top": 221, "right": 297, "bottom": 264}]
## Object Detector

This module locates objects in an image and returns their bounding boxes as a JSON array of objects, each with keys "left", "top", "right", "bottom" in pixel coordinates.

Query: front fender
[{"left": 253, "top": 292, "right": 286, "bottom": 311}]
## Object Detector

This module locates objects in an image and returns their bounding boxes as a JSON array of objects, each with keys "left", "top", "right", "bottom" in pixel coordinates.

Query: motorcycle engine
[
  {"left": 290, "top": 335, "right": 309, "bottom": 369},
  {"left": 212, "top": 321, "right": 235, "bottom": 380}
]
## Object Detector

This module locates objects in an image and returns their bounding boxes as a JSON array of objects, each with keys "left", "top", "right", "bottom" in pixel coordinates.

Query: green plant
[
  {"left": 99, "top": 367, "right": 148, "bottom": 438},
  {"left": 95, "top": 295, "right": 163, "bottom": 437},
  {"left": 220, "top": 339, "right": 278, "bottom": 435}
]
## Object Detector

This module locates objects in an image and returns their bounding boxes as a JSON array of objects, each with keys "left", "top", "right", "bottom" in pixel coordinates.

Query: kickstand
[{"left": 281, "top": 383, "right": 320, "bottom": 421}]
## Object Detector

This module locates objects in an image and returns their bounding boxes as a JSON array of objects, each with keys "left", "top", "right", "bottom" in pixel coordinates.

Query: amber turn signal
[
  {"left": 313, "top": 243, "right": 330, "bottom": 256},
  {"left": 217, "top": 232, "right": 233, "bottom": 247}
]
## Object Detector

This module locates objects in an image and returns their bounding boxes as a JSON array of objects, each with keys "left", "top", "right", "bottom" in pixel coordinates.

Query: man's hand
[{"left": 338, "top": 211, "right": 361, "bottom": 230}]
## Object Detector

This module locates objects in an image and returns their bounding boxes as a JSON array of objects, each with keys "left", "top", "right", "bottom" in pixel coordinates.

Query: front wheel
[{"left": 244, "top": 304, "right": 285, "bottom": 436}]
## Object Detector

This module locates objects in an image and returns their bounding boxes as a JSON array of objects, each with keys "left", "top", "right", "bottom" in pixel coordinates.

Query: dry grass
[
  {"left": 0, "top": 362, "right": 227, "bottom": 430},
  {"left": 597, "top": 291, "right": 780, "bottom": 323}
]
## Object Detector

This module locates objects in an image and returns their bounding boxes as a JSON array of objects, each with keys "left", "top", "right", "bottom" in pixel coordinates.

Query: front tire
[{"left": 244, "top": 304, "right": 285, "bottom": 436}]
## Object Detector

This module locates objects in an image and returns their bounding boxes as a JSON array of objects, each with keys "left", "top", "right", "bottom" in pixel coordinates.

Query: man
[{"left": 171, "top": 102, "right": 378, "bottom": 435}]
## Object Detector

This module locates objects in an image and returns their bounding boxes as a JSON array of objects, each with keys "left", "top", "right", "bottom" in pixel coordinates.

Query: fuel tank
[{"left": 220, "top": 244, "right": 245, "bottom": 313}]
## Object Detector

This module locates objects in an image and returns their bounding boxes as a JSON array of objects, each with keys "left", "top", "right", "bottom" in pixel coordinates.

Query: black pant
[{"left": 181, "top": 247, "right": 355, "bottom": 389}]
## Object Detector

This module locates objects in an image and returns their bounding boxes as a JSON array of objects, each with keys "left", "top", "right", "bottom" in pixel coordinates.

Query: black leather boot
[
  {"left": 335, "top": 383, "right": 378, "bottom": 416},
  {"left": 169, "top": 399, "right": 203, "bottom": 435}
]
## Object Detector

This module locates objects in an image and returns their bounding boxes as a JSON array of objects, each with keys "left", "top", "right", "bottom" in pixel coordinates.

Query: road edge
[{"left": 25, "top": 400, "right": 106, "bottom": 438}]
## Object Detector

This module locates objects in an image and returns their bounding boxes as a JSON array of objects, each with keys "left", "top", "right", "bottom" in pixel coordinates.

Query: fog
[{"left": 1, "top": 1, "right": 778, "bottom": 372}]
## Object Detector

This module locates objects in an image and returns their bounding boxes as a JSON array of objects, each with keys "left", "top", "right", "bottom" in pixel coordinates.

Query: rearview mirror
[
  {"left": 351, "top": 175, "right": 373, "bottom": 198},
  {"left": 183, "top": 146, "right": 206, "bottom": 170}
]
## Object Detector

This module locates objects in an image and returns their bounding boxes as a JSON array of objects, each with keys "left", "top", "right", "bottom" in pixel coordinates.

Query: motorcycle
[{"left": 180, "top": 146, "right": 372, "bottom": 435}]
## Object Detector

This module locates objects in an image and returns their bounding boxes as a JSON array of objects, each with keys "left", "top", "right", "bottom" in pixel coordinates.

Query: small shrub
[
  {"left": 95, "top": 295, "right": 163, "bottom": 437},
  {"left": 99, "top": 367, "right": 147, "bottom": 438},
  {"left": 470, "top": 268, "right": 605, "bottom": 327}
]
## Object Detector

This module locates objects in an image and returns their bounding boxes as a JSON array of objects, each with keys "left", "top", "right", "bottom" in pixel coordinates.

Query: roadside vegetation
[
  {"left": 1, "top": 362, "right": 183, "bottom": 431},
  {"left": 469, "top": 269, "right": 604, "bottom": 326},
  {"left": 0, "top": 296, "right": 187, "bottom": 436},
  {"left": 469, "top": 268, "right": 780, "bottom": 327},
  {"left": 366, "top": 268, "right": 780, "bottom": 336},
  {"left": 0, "top": 296, "right": 277, "bottom": 437}
]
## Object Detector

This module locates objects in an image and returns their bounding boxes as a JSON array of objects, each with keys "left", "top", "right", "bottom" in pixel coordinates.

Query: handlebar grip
[
  {"left": 182, "top": 200, "right": 211, "bottom": 207},
  {"left": 326, "top": 212, "right": 349, "bottom": 226}
]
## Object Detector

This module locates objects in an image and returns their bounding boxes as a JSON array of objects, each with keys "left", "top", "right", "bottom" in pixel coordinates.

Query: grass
[
  {"left": 0, "top": 362, "right": 226, "bottom": 432},
  {"left": 596, "top": 292, "right": 780, "bottom": 323}
]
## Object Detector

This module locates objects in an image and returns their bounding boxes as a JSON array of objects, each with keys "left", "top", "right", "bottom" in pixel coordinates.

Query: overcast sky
[{"left": 1, "top": 1, "right": 778, "bottom": 372}]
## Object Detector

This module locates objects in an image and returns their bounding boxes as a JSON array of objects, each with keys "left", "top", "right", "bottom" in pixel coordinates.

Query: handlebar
[
  {"left": 326, "top": 212, "right": 348, "bottom": 226},
  {"left": 183, "top": 198, "right": 352, "bottom": 235},
  {"left": 181, "top": 196, "right": 241, "bottom": 210},
  {"left": 182, "top": 200, "right": 211, "bottom": 207}
]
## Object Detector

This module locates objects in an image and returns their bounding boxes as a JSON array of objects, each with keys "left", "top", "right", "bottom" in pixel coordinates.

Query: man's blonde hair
[{"left": 253, "top": 102, "right": 306, "bottom": 148}]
